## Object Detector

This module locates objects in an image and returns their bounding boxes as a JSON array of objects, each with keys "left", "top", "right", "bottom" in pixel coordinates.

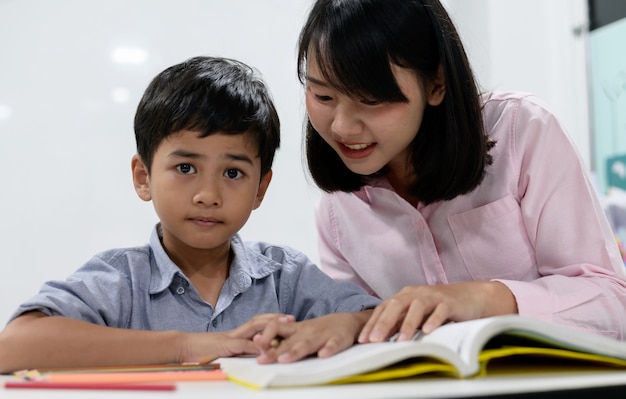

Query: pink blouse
[{"left": 316, "top": 92, "right": 626, "bottom": 339}]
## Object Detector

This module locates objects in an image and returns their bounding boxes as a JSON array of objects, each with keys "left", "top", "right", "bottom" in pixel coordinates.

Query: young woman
[{"left": 297, "top": 0, "right": 626, "bottom": 342}]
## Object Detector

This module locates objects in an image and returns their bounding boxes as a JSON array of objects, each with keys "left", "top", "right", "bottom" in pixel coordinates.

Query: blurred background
[{"left": 1, "top": 0, "right": 625, "bottom": 325}]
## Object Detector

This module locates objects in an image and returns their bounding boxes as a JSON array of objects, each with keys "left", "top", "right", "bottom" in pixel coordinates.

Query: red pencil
[{"left": 5, "top": 381, "right": 176, "bottom": 391}]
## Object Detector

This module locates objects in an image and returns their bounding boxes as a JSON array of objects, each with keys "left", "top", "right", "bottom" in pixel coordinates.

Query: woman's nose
[{"left": 331, "top": 103, "right": 363, "bottom": 139}]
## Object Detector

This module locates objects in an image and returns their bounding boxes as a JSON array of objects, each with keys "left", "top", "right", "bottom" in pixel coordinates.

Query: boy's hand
[
  {"left": 253, "top": 310, "right": 372, "bottom": 364},
  {"left": 180, "top": 313, "right": 295, "bottom": 364},
  {"left": 358, "top": 282, "right": 517, "bottom": 343}
]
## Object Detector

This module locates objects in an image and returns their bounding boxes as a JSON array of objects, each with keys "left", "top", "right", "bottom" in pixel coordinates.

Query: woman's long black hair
[{"left": 298, "top": 0, "right": 493, "bottom": 204}]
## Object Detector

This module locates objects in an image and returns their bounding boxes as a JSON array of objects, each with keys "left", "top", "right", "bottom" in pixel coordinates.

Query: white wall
[
  {"left": 0, "top": 0, "right": 590, "bottom": 325},
  {"left": 0, "top": 0, "right": 319, "bottom": 325},
  {"left": 444, "top": 0, "right": 591, "bottom": 167}
]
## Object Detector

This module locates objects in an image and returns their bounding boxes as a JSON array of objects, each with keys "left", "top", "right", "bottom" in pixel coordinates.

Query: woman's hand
[
  {"left": 358, "top": 281, "right": 517, "bottom": 343},
  {"left": 252, "top": 310, "right": 372, "bottom": 364}
]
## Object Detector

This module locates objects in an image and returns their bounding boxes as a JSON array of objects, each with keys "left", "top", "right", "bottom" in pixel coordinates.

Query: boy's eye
[
  {"left": 224, "top": 168, "right": 243, "bottom": 179},
  {"left": 176, "top": 163, "right": 196, "bottom": 174}
]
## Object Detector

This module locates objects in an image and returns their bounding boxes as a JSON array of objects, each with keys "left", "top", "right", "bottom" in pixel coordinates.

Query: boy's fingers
[
  {"left": 275, "top": 336, "right": 321, "bottom": 363},
  {"left": 253, "top": 319, "right": 297, "bottom": 352},
  {"left": 316, "top": 336, "right": 343, "bottom": 358}
]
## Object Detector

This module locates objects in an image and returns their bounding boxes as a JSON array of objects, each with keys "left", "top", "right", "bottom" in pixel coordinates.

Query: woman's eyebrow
[{"left": 306, "top": 75, "right": 329, "bottom": 87}]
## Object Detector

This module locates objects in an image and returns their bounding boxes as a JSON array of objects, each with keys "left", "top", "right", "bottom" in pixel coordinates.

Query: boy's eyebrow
[
  {"left": 168, "top": 149, "right": 255, "bottom": 165},
  {"left": 168, "top": 149, "right": 204, "bottom": 159},
  {"left": 225, "top": 152, "right": 255, "bottom": 165}
]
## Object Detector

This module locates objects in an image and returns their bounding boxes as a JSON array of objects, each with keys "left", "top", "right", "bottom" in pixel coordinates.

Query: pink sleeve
[{"left": 496, "top": 96, "right": 626, "bottom": 338}]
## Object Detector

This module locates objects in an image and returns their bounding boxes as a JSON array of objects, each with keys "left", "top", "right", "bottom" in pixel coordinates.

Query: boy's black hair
[
  {"left": 134, "top": 56, "right": 280, "bottom": 177},
  {"left": 297, "top": 0, "right": 493, "bottom": 204}
]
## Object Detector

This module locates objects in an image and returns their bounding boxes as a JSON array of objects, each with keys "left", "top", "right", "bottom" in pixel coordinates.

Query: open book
[{"left": 218, "top": 315, "right": 626, "bottom": 389}]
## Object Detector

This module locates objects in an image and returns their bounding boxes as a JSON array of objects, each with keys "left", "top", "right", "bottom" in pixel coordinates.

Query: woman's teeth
[{"left": 344, "top": 143, "right": 370, "bottom": 150}]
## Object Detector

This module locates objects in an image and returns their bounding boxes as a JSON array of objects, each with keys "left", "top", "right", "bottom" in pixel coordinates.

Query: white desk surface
[{"left": 2, "top": 369, "right": 626, "bottom": 398}]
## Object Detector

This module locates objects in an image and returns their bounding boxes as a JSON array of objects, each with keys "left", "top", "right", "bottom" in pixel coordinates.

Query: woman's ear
[
  {"left": 426, "top": 64, "right": 446, "bottom": 106},
  {"left": 131, "top": 154, "right": 152, "bottom": 202},
  {"left": 253, "top": 170, "right": 273, "bottom": 210}
]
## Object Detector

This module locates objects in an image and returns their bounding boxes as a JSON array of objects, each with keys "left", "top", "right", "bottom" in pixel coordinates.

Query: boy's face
[{"left": 132, "top": 130, "right": 271, "bottom": 258}]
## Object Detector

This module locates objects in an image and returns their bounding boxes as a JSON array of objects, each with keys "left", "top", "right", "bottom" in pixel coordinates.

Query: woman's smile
[{"left": 337, "top": 141, "right": 377, "bottom": 159}]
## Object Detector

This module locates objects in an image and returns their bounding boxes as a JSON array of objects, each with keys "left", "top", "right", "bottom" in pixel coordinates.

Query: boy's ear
[
  {"left": 131, "top": 154, "right": 152, "bottom": 202},
  {"left": 253, "top": 170, "right": 273, "bottom": 210},
  {"left": 426, "top": 64, "right": 446, "bottom": 106}
]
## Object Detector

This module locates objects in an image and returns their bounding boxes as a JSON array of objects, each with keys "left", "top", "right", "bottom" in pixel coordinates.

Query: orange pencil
[
  {"left": 32, "top": 369, "right": 226, "bottom": 384},
  {"left": 5, "top": 381, "right": 176, "bottom": 391}
]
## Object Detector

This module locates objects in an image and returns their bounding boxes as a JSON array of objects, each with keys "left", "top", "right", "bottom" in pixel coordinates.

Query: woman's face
[{"left": 304, "top": 55, "right": 442, "bottom": 179}]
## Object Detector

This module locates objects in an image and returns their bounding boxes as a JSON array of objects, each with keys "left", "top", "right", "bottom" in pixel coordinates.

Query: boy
[{"left": 0, "top": 56, "right": 380, "bottom": 373}]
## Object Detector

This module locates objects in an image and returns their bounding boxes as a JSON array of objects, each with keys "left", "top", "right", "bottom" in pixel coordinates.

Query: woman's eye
[
  {"left": 176, "top": 163, "right": 196, "bottom": 174},
  {"left": 224, "top": 169, "right": 243, "bottom": 179},
  {"left": 315, "top": 94, "right": 333, "bottom": 102},
  {"left": 360, "top": 98, "right": 381, "bottom": 106}
]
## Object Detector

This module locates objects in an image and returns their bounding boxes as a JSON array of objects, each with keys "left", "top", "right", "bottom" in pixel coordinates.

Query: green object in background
[
  {"left": 589, "top": 17, "right": 626, "bottom": 193},
  {"left": 607, "top": 154, "right": 626, "bottom": 191}
]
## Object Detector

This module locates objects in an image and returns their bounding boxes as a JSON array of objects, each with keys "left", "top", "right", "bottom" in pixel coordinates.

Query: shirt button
[
  {"left": 212, "top": 319, "right": 218, "bottom": 327},
  {"left": 176, "top": 286, "right": 185, "bottom": 295}
]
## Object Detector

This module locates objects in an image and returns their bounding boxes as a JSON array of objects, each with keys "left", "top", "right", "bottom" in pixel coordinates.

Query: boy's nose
[{"left": 192, "top": 180, "right": 221, "bottom": 206}]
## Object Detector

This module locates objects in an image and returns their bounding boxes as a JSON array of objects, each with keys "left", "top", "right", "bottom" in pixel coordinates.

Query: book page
[
  {"left": 220, "top": 315, "right": 626, "bottom": 388},
  {"left": 219, "top": 340, "right": 465, "bottom": 388},
  {"left": 419, "top": 318, "right": 497, "bottom": 374},
  {"left": 423, "top": 315, "right": 626, "bottom": 375}
]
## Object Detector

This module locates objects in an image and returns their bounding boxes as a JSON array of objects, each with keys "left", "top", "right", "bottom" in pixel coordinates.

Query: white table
[{"left": 2, "top": 369, "right": 626, "bottom": 398}]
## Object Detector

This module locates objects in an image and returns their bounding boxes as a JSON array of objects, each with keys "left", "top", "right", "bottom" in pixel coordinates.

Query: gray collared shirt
[{"left": 11, "top": 225, "right": 380, "bottom": 332}]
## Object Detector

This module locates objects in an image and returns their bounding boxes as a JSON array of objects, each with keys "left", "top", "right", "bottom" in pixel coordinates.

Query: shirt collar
[
  {"left": 355, "top": 176, "right": 394, "bottom": 203},
  {"left": 148, "top": 225, "right": 181, "bottom": 295},
  {"left": 148, "top": 224, "right": 282, "bottom": 295}
]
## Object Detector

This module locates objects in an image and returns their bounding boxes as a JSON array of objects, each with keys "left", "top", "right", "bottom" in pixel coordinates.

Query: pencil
[
  {"left": 269, "top": 333, "right": 285, "bottom": 348},
  {"left": 5, "top": 381, "right": 176, "bottom": 391},
  {"left": 33, "top": 362, "right": 219, "bottom": 373},
  {"left": 37, "top": 369, "right": 226, "bottom": 384}
]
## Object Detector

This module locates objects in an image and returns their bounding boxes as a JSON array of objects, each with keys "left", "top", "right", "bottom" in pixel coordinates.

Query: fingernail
[{"left": 277, "top": 353, "right": 291, "bottom": 363}]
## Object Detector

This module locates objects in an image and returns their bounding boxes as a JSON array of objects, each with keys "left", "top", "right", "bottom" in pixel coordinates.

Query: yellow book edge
[
  {"left": 476, "top": 346, "right": 626, "bottom": 376},
  {"left": 226, "top": 346, "right": 626, "bottom": 389}
]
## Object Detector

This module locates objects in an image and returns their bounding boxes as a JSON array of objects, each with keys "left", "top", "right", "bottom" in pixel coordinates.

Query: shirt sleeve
[
  {"left": 496, "top": 95, "right": 626, "bottom": 338},
  {"left": 9, "top": 251, "right": 134, "bottom": 328},
  {"left": 276, "top": 248, "right": 381, "bottom": 320}
]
